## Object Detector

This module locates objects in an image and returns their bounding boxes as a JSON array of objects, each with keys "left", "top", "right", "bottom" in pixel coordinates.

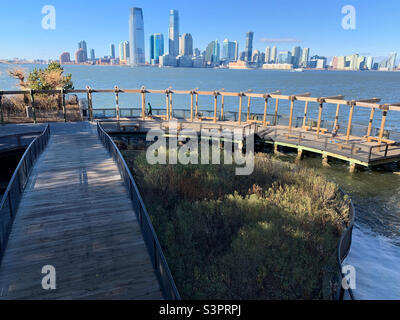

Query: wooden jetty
[{"left": 0, "top": 123, "right": 176, "bottom": 300}]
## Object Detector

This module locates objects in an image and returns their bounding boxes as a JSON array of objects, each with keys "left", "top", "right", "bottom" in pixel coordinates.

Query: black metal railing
[
  {"left": 0, "top": 124, "right": 51, "bottom": 261},
  {"left": 337, "top": 189, "right": 356, "bottom": 300},
  {"left": 97, "top": 122, "right": 181, "bottom": 300}
]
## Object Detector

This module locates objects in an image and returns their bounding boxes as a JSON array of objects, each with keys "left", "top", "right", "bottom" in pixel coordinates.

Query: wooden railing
[{"left": 0, "top": 125, "right": 51, "bottom": 261}]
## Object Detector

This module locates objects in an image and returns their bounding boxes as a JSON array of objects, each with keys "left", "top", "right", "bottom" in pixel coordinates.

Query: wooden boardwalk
[{"left": 0, "top": 123, "right": 162, "bottom": 300}]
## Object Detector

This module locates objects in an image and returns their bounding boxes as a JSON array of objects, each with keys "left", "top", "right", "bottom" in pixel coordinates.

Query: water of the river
[{"left": 1, "top": 64, "right": 399, "bottom": 299}]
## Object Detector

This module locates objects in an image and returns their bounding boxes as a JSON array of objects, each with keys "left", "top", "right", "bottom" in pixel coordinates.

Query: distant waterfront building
[
  {"left": 239, "top": 51, "right": 246, "bottom": 61},
  {"left": 244, "top": 32, "right": 254, "bottom": 62},
  {"left": 159, "top": 54, "right": 178, "bottom": 67},
  {"left": 309, "top": 55, "right": 327, "bottom": 69},
  {"left": 177, "top": 55, "right": 193, "bottom": 67},
  {"left": 169, "top": 10, "right": 180, "bottom": 57},
  {"left": 291, "top": 46, "right": 301, "bottom": 68},
  {"left": 90, "top": 49, "right": 95, "bottom": 61},
  {"left": 271, "top": 46, "right": 277, "bottom": 63},
  {"left": 366, "top": 56, "right": 374, "bottom": 70},
  {"left": 193, "top": 48, "right": 201, "bottom": 57},
  {"left": 300, "top": 48, "right": 310, "bottom": 68},
  {"left": 205, "top": 40, "right": 220, "bottom": 65},
  {"left": 252, "top": 49, "right": 261, "bottom": 65},
  {"left": 222, "top": 39, "right": 237, "bottom": 62},
  {"left": 150, "top": 33, "right": 164, "bottom": 64},
  {"left": 110, "top": 44, "right": 115, "bottom": 59},
  {"left": 379, "top": 52, "right": 397, "bottom": 71},
  {"left": 129, "top": 7, "right": 146, "bottom": 66},
  {"left": 265, "top": 47, "right": 271, "bottom": 63},
  {"left": 179, "top": 33, "right": 193, "bottom": 56},
  {"left": 262, "top": 63, "right": 293, "bottom": 70},
  {"left": 78, "top": 41, "right": 88, "bottom": 62},
  {"left": 234, "top": 41, "right": 239, "bottom": 61},
  {"left": 278, "top": 51, "right": 292, "bottom": 64},
  {"left": 60, "top": 52, "right": 71, "bottom": 64},
  {"left": 75, "top": 48, "right": 86, "bottom": 64},
  {"left": 192, "top": 55, "right": 204, "bottom": 68}
]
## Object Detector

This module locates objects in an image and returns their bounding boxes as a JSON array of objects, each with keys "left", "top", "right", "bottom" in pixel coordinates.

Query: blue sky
[{"left": 0, "top": 0, "right": 399, "bottom": 61}]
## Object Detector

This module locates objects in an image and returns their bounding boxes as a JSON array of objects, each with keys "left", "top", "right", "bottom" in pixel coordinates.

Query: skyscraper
[
  {"left": 75, "top": 48, "right": 86, "bottom": 64},
  {"left": 366, "top": 56, "right": 374, "bottom": 70},
  {"left": 169, "top": 10, "right": 180, "bottom": 57},
  {"left": 119, "top": 41, "right": 130, "bottom": 64},
  {"left": 245, "top": 32, "right": 254, "bottom": 62},
  {"left": 78, "top": 41, "right": 88, "bottom": 62},
  {"left": 60, "top": 52, "right": 71, "bottom": 64},
  {"left": 291, "top": 46, "right": 301, "bottom": 68},
  {"left": 110, "top": 44, "right": 115, "bottom": 59},
  {"left": 271, "top": 46, "right": 277, "bottom": 63},
  {"left": 234, "top": 41, "right": 239, "bottom": 61},
  {"left": 90, "top": 49, "right": 95, "bottom": 61},
  {"left": 300, "top": 48, "right": 310, "bottom": 68},
  {"left": 119, "top": 42, "right": 124, "bottom": 62},
  {"left": 222, "top": 39, "right": 237, "bottom": 62},
  {"left": 129, "top": 7, "right": 145, "bottom": 66},
  {"left": 150, "top": 33, "right": 164, "bottom": 64},
  {"left": 205, "top": 40, "right": 220, "bottom": 65},
  {"left": 179, "top": 33, "right": 193, "bottom": 56},
  {"left": 265, "top": 47, "right": 271, "bottom": 64},
  {"left": 278, "top": 51, "right": 292, "bottom": 64}
]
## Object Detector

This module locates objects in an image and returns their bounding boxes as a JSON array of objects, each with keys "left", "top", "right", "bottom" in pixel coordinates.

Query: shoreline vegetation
[{"left": 120, "top": 147, "right": 350, "bottom": 300}]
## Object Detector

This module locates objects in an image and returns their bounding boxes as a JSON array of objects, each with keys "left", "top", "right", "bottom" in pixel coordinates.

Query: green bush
[{"left": 122, "top": 150, "right": 349, "bottom": 299}]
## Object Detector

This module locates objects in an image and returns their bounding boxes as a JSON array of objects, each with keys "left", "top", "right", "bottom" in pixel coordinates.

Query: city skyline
[{"left": 1, "top": 0, "right": 400, "bottom": 62}]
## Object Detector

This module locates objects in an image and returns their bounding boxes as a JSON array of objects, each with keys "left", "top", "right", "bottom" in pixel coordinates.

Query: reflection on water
[{"left": 291, "top": 154, "right": 400, "bottom": 300}]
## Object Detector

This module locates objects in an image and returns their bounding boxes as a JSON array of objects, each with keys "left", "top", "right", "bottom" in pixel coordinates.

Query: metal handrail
[
  {"left": 0, "top": 124, "right": 51, "bottom": 261},
  {"left": 337, "top": 188, "right": 356, "bottom": 300},
  {"left": 96, "top": 122, "right": 181, "bottom": 300}
]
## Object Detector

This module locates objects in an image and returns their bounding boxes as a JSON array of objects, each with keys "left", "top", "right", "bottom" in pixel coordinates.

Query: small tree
[{"left": 9, "top": 62, "right": 74, "bottom": 91}]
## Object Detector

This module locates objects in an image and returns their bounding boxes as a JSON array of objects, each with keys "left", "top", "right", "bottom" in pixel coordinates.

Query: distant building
[
  {"left": 129, "top": 7, "right": 145, "bottom": 66},
  {"left": 110, "top": 44, "right": 115, "bottom": 59},
  {"left": 271, "top": 46, "right": 277, "bottom": 63},
  {"left": 278, "top": 51, "right": 292, "bottom": 64},
  {"left": 192, "top": 55, "right": 204, "bottom": 68},
  {"left": 234, "top": 41, "right": 239, "bottom": 62},
  {"left": 169, "top": 10, "right": 180, "bottom": 57},
  {"left": 291, "top": 46, "right": 301, "bottom": 68},
  {"left": 309, "top": 55, "right": 327, "bottom": 69},
  {"left": 179, "top": 33, "right": 193, "bottom": 56},
  {"left": 265, "top": 47, "right": 271, "bottom": 64},
  {"left": 365, "top": 56, "right": 374, "bottom": 70},
  {"left": 159, "top": 54, "right": 178, "bottom": 67},
  {"left": 300, "top": 48, "right": 310, "bottom": 68},
  {"left": 90, "top": 49, "right": 95, "bottom": 61},
  {"left": 222, "top": 39, "right": 237, "bottom": 62},
  {"left": 60, "top": 52, "right": 71, "bottom": 64},
  {"left": 193, "top": 48, "right": 201, "bottom": 57},
  {"left": 262, "top": 63, "right": 293, "bottom": 70},
  {"left": 75, "top": 48, "right": 86, "bottom": 63},
  {"left": 379, "top": 52, "right": 397, "bottom": 71},
  {"left": 205, "top": 40, "right": 220, "bottom": 65},
  {"left": 177, "top": 55, "right": 193, "bottom": 67},
  {"left": 244, "top": 32, "right": 254, "bottom": 62},
  {"left": 150, "top": 33, "right": 164, "bottom": 64},
  {"left": 78, "top": 41, "right": 88, "bottom": 61}
]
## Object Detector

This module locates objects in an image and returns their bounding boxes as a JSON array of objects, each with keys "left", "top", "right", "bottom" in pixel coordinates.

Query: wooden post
[
  {"left": 213, "top": 92, "right": 218, "bottom": 123},
  {"left": 333, "top": 104, "right": 341, "bottom": 129},
  {"left": 0, "top": 93, "right": 4, "bottom": 125},
  {"left": 263, "top": 97, "right": 269, "bottom": 127},
  {"left": 86, "top": 86, "right": 93, "bottom": 122},
  {"left": 115, "top": 86, "right": 120, "bottom": 121},
  {"left": 238, "top": 93, "right": 243, "bottom": 125},
  {"left": 190, "top": 91, "right": 194, "bottom": 122},
  {"left": 366, "top": 107, "right": 375, "bottom": 139},
  {"left": 166, "top": 92, "right": 170, "bottom": 121},
  {"left": 346, "top": 102, "right": 355, "bottom": 142},
  {"left": 30, "top": 89, "right": 37, "bottom": 124},
  {"left": 274, "top": 99, "right": 279, "bottom": 125},
  {"left": 378, "top": 106, "right": 389, "bottom": 144},
  {"left": 246, "top": 96, "right": 251, "bottom": 122},
  {"left": 141, "top": 87, "right": 146, "bottom": 120},
  {"left": 288, "top": 97, "right": 295, "bottom": 131},
  {"left": 194, "top": 93, "right": 198, "bottom": 119},
  {"left": 169, "top": 92, "right": 173, "bottom": 119},
  {"left": 316, "top": 101, "right": 323, "bottom": 137},
  {"left": 220, "top": 95, "right": 225, "bottom": 121},
  {"left": 61, "top": 89, "right": 67, "bottom": 122},
  {"left": 302, "top": 101, "right": 309, "bottom": 128}
]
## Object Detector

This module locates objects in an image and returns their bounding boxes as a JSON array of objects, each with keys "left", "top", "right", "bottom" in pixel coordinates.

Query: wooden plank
[{"left": 0, "top": 123, "right": 162, "bottom": 300}]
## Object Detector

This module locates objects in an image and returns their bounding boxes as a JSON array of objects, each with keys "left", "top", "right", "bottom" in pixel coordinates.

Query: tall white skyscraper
[
  {"left": 271, "top": 46, "right": 277, "bottom": 63},
  {"left": 265, "top": 47, "right": 271, "bottom": 63},
  {"left": 169, "top": 10, "right": 180, "bottom": 57},
  {"left": 291, "top": 46, "right": 301, "bottom": 68},
  {"left": 179, "top": 33, "right": 193, "bottom": 56},
  {"left": 300, "top": 48, "right": 310, "bottom": 67},
  {"left": 129, "top": 7, "right": 145, "bottom": 66}
]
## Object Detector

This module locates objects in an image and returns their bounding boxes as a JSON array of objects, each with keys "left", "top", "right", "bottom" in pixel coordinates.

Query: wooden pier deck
[{"left": 0, "top": 123, "right": 162, "bottom": 300}]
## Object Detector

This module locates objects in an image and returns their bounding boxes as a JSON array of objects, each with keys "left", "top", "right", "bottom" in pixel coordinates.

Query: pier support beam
[
  {"left": 322, "top": 153, "right": 330, "bottom": 167},
  {"left": 296, "top": 149, "right": 303, "bottom": 163},
  {"left": 274, "top": 143, "right": 279, "bottom": 155},
  {"left": 349, "top": 162, "right": 357, "bottom": 174}
]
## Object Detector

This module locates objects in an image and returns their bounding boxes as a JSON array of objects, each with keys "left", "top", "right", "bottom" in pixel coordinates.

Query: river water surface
[{"left": 1, "top": 65, "right": 399, "bottom": 299}]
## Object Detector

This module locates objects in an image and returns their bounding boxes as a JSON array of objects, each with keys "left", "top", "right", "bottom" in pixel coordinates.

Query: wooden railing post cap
[
  {"left": 114, "top": 86, "right": 120, "bottom": 92},
  {"left": 380, "top": 104, "right": 390, "bottom": 111}
]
